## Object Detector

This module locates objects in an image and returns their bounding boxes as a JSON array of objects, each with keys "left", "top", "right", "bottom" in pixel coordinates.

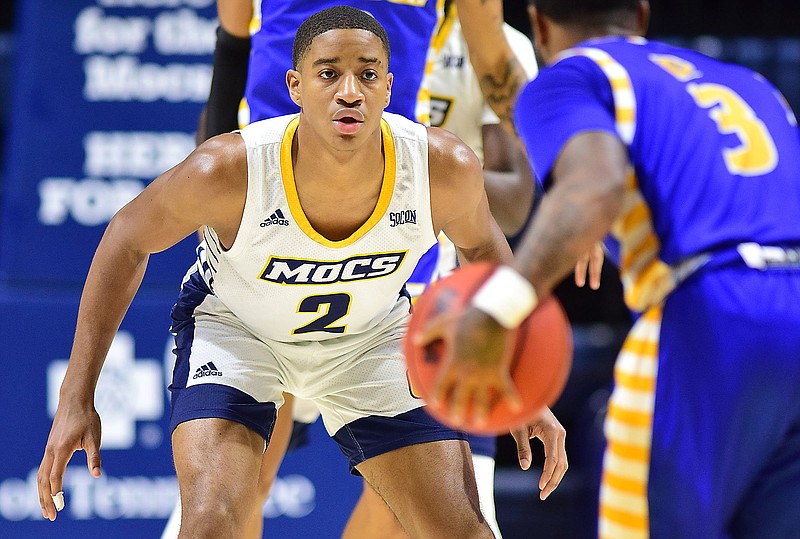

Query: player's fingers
[
  {"left": 539, "top": 424, "right": 568, "bottom": 500},
  {"left": 540, "top": 451, "right": 569, "bottom": 500},
  {"left": 37, "top": 452, "right": 56, "bottom": 520},
  {"left": 447, "top": 377, "right": 478, "bottom": 427},
  {"left": 539, "top": 448, "right": 557, "bottom": 495},
  {"left": 498, "top": 374, "right": 522, "bottom": 413},
  {"left": 431, "top": 364, "right": 457, "bottom": 408},
  {"left": 471, "top": 384, "right": 496, "bottom": 428},
  {"left": 573, "top": 255, "right": 588, "bottom": 287},
  {"left": 47, "top": 447, "right": 72, "bottom": 518},
  {"left": 412, "top": 312, "right": 451, "bottom": 347},
  {"left": 84, "top": 431, "right": 103, "bottom": 478},
  {"left": 588, "top": 243, "right": 604, "bottom": 290},
  {"left": 510, "top": 426, "right": 532, "bottom": 470}
]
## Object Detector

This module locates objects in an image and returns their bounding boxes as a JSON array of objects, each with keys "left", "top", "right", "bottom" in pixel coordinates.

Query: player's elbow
[{"left": 594, "top": 169, "right": 626, "bottom": 228}]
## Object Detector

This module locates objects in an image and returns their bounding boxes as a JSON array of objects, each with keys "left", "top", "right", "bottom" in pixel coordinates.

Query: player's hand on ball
[
  {"left": 414, "top": 305, "right": 522, "bottom": 427},
  {"left": 510, "top": 406, "right": 568, "bottom": 501}
]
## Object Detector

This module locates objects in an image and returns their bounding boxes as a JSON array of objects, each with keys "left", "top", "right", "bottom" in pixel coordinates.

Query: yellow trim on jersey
[
  {"left": 249, "top": 0, "right": 261, "bottom": 34},
  {"left": 279, "top": 117, "right": 397, "bottom": 248},
  {"left": 599, "top": 305, "right": 662, "bottom": 539},
  {"left": 425, "top": 2, "right": 458, "bottom": 129},
  {"left": 558, "top": 46, "right": 637, "bottom": 144},
  {"left": 431, "top": 2, "right": 457, "bottom": 53},
  {"left": 556, "top": 47, "right": 677, "bottom": 312},
  {"left": 415, "top": 0, "right": 447, "bottom": 125},
  {"left": 610, "top": 170, "right": 676, "bottom": 312}
]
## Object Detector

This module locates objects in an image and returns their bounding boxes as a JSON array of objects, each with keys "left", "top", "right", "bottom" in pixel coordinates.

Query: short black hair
[
  {"left": 530, "top": 0, "right": 640, "bottom": 25},
  {"left": 292, "top": 6, "right": 391, "bottom": 69}
]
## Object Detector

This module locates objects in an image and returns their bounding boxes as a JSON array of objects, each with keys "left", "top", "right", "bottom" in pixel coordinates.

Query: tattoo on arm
[{"left": 479, "top": 56, "right": 526, "bottom": 137}]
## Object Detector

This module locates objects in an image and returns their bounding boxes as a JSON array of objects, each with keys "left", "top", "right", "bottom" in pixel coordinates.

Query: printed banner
[
  {"left": 0, "top": 0, "right": 217, "bottom": 286},
  {"left": 0, "top": 291, "right": 362, "bottom": 538}
]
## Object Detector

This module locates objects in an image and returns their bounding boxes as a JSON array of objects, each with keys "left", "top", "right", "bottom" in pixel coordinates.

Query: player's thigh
[
  {"left": 256, "top": 392, "right": 296, "bottom": 499},
  {"left": 312, "top": 325, "right": 467, "bottom": 472},
  {"left": 356, "top": 439, "right": 489, "bottom": 538},
  {"left": 170, "top": 296, "right": 287, "bottom": 442},
  {"left": 729, "top": 422, "right": 800, "bottom": 539},
  {"left": 649, "top": 268, "right": 800, "bottom": 537}
]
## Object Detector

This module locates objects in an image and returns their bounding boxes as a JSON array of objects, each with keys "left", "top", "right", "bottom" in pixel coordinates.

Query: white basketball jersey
[
  {"left": 197, "top": 112, "right": 437, "bottom": 342},
  {"left": 429, "top": 17, "right": 538, "bottom": 163}
]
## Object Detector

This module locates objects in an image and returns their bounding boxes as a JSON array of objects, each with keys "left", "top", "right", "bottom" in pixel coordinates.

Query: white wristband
[{"left": 471, "top": 266, "right": 538, "bottom": 329}]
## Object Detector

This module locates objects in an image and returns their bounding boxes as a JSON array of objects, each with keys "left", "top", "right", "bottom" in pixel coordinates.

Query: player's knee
[
  {"left": 180, "top": 495, "right": 249, "bottom": 538},
  {"left": 181, "top": 479, "right": 255, "bottom": 533},
  {"left": 436, "top": 519, "right": 495, "bottom": 539}
]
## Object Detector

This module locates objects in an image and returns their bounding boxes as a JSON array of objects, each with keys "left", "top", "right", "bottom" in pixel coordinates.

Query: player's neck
[
  {"left": 292, "top": 121, "right": 386, "bottom": 188},
  {"left": 550, "top": 26, "right": 638, "bottom": 62}
]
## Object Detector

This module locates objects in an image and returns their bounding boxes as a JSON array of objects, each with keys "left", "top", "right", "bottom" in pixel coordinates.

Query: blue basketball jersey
[
  {"left": 514, "top": 37, "right": 800, "bottom": 312},
  {"left": 246, "top": 0, "right": 444, "bottom": 124}
]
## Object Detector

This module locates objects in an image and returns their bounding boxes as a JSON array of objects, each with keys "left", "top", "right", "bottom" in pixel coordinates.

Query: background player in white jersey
[
  {"left": 37, "top": 7, "right": 566, "bottom": 538},
  {"left": 344, "top": 5, "right": 547, "bottom": 538}
]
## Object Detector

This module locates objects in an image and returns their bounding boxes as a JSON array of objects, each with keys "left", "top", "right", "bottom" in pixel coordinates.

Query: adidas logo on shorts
[
  {"left": 193, "top": 361, "right": 223, "bottom": 379},
  {"left": 260, "top": 209, "right": 289, "bottom": 227}
]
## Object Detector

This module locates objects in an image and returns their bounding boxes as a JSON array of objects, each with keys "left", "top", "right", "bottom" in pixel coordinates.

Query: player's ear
[
  {"left": 384, "top": 72, "right": 393, "bottom": 108},
  {"left": 636, "top": 0, "right": 651, "bottom": 36},
  {"left": 287, "top": 69, "right": 302, "bottom": 107},
  {"left": 528, "top": 5, "right": 547, "bottom": 51}
]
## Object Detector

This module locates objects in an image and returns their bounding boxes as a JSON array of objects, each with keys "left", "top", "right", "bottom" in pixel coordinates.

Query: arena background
[{"left": 0, "top": 1, "right": 797, "bottom": 538}]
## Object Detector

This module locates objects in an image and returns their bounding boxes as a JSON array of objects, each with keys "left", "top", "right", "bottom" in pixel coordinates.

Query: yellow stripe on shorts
[{"left": 599, "top": 305, "right": 662, "bottom": 539}]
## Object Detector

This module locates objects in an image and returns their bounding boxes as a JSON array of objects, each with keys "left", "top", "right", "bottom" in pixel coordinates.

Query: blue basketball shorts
[
  {"left": 600, "top": 264, "right": 800, "bottom": 539},
  {"left": 168, "top": 269, "right": 466, "bottom": 473}
]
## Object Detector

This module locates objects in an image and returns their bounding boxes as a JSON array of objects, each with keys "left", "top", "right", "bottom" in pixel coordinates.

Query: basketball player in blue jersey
[
  {"left": 423, "top": 1, "right": 800, "bottom": 538},
  {"left": 37, "top": 7, "right": 567, "bottom": 538},
  {"left": 205, "top": 0, "right": 529, "bottom": 135}
]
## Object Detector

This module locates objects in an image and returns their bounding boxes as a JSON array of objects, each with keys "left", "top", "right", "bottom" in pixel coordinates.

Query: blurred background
[{"left": 0, "top": 1, "right": 797, "bottom": 537}]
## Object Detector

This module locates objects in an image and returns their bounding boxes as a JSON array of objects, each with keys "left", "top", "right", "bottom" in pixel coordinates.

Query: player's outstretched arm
[
  {"left": 428, "top": 127, "right": 512, "bottom": 267},
  {"left": 511, "top": 131, "right": 627, "bottom": 296},
  {"left": 36, "top": 134, "right": 246, "bottom": 521},
  {"left": 423, "top": 127, "right": 520, "bottom": 425},
  {"left": 203, "top": 0, "right": 253, "bottom": 140},
  {"left": 455, "top": 0, "right": 528, "bottom": 138}
]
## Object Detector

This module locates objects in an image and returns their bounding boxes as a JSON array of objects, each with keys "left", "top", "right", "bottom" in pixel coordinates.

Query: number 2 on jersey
[{"left": 292, "top": 293, "right": 352, "bottom": 335}]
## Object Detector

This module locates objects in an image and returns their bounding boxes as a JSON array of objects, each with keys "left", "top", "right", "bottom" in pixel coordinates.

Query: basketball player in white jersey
[{"left": 37, "top": 7, "right": 566, "bottom": 538}]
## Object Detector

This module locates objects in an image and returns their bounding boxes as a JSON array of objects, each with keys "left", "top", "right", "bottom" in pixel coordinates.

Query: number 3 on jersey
[
  {"left": 292, "top": 293, "right": 352, "bottom": 335},
  {"left": 687, "top": 82, "right": 778, "bottom": 176}
]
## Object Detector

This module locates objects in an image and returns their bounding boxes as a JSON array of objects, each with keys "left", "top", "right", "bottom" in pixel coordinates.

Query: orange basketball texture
[{"left": 404, "top": 262, "right": 573, "bottom": 435}]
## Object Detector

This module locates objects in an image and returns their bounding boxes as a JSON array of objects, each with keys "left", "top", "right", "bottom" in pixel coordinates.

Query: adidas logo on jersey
[
  {"left": 192, "top": 361, "right": 223, "bottom": 379},
  {"left": 260, "top": 209, "right": 289, "bottom": 227}
]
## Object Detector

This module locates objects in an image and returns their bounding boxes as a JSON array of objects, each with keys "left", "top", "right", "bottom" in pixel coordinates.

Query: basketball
[{"left": 404, "top": 262, "right": 573, "bottom": 435}]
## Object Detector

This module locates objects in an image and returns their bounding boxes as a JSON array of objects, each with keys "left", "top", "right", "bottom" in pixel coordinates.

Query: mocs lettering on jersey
[
  {"left": 389, "top": 210, "right": 417, "bottom": 227},
  {"left": 260, "top": 252, "right": 408, "bottom": 284}
]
